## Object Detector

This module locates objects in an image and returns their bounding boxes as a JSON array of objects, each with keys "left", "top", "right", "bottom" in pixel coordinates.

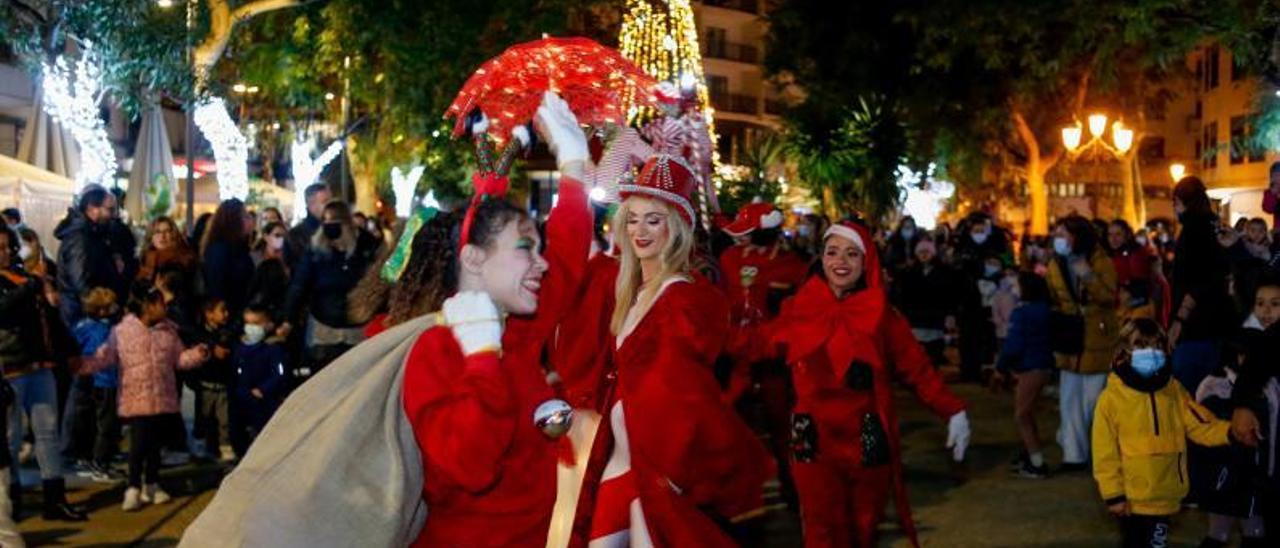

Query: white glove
[
  {"left": 533, "top": 91, "right": 589, "bottom": 172},
  {"left": 442, "top": 291, "right": 503, "bottom": 356},
  {"left": 946, "top": 411, "right": 971, "bottom": 462}
]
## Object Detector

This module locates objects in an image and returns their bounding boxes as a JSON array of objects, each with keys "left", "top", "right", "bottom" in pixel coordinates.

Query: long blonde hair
[{"left": 610, "top": 196, "right": 694, "bottom": 334}]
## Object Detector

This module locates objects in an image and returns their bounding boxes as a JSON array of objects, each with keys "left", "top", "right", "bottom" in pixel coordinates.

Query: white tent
[
  {"left": 15, "top": 87, "right": 79, "bottom": 180},
  {"left": 0, "top": 153, "right": 76, "bottom": 255},
  {"left": 125, "top": 103, "right": 177, "bottom": 222}
]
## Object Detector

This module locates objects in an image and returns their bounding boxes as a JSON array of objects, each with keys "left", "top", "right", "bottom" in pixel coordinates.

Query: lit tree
[
  {"left": 618, "top": 0, "right": 712, "bottom": 127},
  {"left": 41, "top": 44, "right": 116, "bottom": 189}
]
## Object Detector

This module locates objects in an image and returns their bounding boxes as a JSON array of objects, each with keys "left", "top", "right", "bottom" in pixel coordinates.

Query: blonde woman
[{"left": 557, "top": 155, "right": 772, "bottom": 547}]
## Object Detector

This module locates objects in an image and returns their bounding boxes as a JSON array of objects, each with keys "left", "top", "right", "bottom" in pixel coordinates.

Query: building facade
[{"left": 692, "top": 0, "right": 782, "bottom": 163}]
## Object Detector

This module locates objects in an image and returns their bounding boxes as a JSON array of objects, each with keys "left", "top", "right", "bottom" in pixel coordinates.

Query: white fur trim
[
  {"left": 759, "top": 209, "right": 783, "bottom": 230},
  {"left": 471, "top": 114, "right": 490, "bottom": 136},
  {"left": 824, "top": 224, "right": 865, "bottom": 252},
  {"left": 510, "top": 125, "right": 530, "bottom": 147}
]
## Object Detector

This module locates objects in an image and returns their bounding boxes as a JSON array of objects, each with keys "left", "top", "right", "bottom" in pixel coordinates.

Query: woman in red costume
[
  {"left": 400, "top": 92, "right": 593, "bottom": 547},
  {"left": 557, "top": 154, "right": 773, "bottom": 547},
  {"left": 739, "top": 220, "right": 970, "bottom": 548}
]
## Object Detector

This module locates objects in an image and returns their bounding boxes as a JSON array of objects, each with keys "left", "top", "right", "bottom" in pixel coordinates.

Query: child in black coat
[{"left": 230, "top": 304, "right": 287, "bottom": 458}]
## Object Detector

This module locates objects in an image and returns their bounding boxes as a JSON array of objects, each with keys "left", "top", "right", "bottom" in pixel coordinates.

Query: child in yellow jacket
[{"left": 1092, "top": 318, "right": 1232, "bottom": 547}]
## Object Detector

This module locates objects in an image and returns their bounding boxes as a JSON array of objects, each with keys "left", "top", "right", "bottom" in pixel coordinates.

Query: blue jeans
[
  {"left": 8, "top": 369, "right": 63, "bottom": 482},
  {"left": 1172, "top": 340, "right": 1220, "bottom": 393}
]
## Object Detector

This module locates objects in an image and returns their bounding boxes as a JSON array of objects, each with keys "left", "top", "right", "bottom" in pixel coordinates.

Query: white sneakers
[
  {"left": 123, "top": 484, "right": 171, "bottom": 511},
  {"left": 122, "top": 487, "right": 142, "bottom": 512},
  {"left": 141, "top": 484, "right": 171, "bottom": 505}
]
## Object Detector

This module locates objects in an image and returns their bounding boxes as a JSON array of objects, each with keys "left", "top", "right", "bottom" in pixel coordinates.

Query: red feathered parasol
[{"left": 445, "top": 37, "right": 659, "bottom": 142}]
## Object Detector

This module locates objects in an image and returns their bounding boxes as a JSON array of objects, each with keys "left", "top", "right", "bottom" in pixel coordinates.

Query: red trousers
[{"left": 793, "top": 460, "right": 892, "bottom": 548}]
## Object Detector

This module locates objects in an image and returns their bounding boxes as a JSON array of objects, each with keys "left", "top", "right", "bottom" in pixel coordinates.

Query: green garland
[{"left": 380, "top": 206, "right": 440, "bottom": 283}]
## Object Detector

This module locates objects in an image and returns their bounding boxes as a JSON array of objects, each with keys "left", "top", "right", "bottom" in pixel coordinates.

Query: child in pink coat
[{"left": 82, "top": 283, "right": 208, "bottom": 511}]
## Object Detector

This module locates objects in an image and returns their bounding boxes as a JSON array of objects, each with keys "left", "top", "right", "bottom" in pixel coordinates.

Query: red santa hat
[
  {"left": 723, "top": 200, "right": 784, "bottom": 237},
  {"left": 619, "top": 154, "right": 697, "bottom": 225}
]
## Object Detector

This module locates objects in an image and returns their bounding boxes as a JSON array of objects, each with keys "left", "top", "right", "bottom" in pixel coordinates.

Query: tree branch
[{"left": 194, "top": 0, "right": 303, "bottom": 86}]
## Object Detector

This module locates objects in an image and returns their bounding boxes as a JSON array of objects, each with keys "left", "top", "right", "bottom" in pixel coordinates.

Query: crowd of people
[
  {"left": 0, "top": 179, "right": 386, "bottom": 531},
  {"left": 1, "top": 105, "right": 1279, "bottom": 547}
]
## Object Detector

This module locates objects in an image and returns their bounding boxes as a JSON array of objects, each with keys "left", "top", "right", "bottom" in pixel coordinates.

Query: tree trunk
[
  {"left": 345, "top": 135, "right": 380, "bottom": 215},
  {"left": 1011, "top": 107, "right": 1054, "bottom": 235},
  {"left": 193, "top": 0, "right": 302, "bottom": 87},
  {"left": 1119, "top": 152, "right": 1138, "bottom": 227}
]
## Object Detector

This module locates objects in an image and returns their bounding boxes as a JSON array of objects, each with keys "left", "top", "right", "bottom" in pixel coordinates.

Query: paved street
[{"left": 12, "top": 371, "right": 1216, "bottom": 547}]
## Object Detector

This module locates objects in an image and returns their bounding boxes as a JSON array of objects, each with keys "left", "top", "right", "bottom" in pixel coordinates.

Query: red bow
[{"left": 459, "top": 171, "right": 512, "bottom": 247}]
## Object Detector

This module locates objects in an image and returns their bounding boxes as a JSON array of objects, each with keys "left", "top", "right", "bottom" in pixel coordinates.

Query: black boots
[
  {"left": 41, "top": 478, "right": 87, "bottom": 521},
  {"left": 8, "top": 481, "right": 19, "bottom": 519}
]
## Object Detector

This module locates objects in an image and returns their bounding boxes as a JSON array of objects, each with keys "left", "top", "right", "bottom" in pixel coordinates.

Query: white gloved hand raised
[
  {"left": 442, "top": 291, "right": 503, "bottom": 356},
  {"left": 533, "top": 91, "right": 589, "bottom": 177},
  {"left": 946, "top": 411, "right": 971, "bottom": 462}
]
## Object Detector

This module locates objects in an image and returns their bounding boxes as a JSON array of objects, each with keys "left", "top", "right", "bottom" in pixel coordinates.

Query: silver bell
[{"left": 533, "top": 399, "right": 574, "bottom": 439}]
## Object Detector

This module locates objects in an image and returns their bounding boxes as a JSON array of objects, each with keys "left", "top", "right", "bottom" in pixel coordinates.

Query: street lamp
[
  {"left": 1060, "top": 111, "right": 1144, "bottom": 226},
  {"left": 1169, "top": 162, "right": 1187, "bottom": 182}
]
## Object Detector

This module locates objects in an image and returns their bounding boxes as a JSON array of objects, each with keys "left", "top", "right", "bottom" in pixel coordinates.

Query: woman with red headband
[
  {"left": 738, "top": 220, "right": 970, "bottom": 548},
  {"left": 398, "top": 92, "right": 593, "bottom": 546},
  {"left": 557, "top": 154, "right": 773, "bottom": 547}
]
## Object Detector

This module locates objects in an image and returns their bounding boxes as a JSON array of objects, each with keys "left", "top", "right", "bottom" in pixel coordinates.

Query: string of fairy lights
[
  {"left": 618, "top": 0, "right": 715, "bottom": 135},
  {"left": 41, "top": 44, "right": 117, "bottom": 190}
]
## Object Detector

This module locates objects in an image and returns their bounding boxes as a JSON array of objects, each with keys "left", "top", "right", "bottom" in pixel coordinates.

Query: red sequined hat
[{"left": 618, "top": 154, "right": 697, "bottom": 225}]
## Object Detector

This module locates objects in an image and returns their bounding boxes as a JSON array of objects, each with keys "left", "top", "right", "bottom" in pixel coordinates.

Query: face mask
[
  {"left": 267, "top": 235, "right": 285, "bottom": 250},
  {"left": 17, "top": 245, "right": 32, "bottom": 260},
  {"left": 243, "top": 324, "right": 267, "bottom": 345},
  {"left": 901, "top": 227, "right": 915, "bottom": 239},
  {"left": 322, "top": 223, "right": 343, "bottom": 240},
  {"left": 1135, "top": 235, "right": 1148, "bottom": 246},
  {"left": 797, "top": 225, "right": 812, "bottom": 238},
  {"left": 1159, "top": 233, "right": 1171, "bottom": 243},
  {"left": 1053, "top": 237, "right": 1072, "bottom": 257},
  {"left": 366, "top": 221, "right": 378, "bottom": 233},
  {"left": 970, "top": 230, "right": 989, "bottom": 245},
  {"left": 984, "top": 264, "right": 1000, "bottom": 277},
  {"left": 1130, "top": 348, "right": 1166, "bottom": 377}
]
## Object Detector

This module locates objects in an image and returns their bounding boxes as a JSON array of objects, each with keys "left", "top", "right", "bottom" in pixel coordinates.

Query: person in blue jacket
[
  {"left": 229, "top": 304, "right": 287, "bottom": 458},
  {"left": 993, "top": 271, "right": 1057, "bottom": 478}
]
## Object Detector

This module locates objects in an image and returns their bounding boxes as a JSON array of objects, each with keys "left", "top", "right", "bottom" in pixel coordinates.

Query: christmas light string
[
  {"left": 41, "top": 44, "right": 116, "bottom": 190},
  {"left": 193, "top": 98, "right": 250, "bottom": 201},
  {"left": 289, "top": 135, "right": 344, "bottom": 220},
  {"left": 391, "top": 164, "right": 426, "bottom": 218}
]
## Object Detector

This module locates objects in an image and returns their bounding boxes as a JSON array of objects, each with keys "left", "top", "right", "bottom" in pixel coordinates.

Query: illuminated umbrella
[{"left": 445, "top": 37, "right": 659, "bottom": 142}]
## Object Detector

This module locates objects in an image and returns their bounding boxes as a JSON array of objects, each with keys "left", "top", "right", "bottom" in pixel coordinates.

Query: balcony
[
  {"left": 710, "top": 92, "right": 759, "bottom": 115},
  {"left": 701, "top": 0, "right": 758, "bottom": 14},
  {"left": 703, "top": 41, "right": 759, "bottom": 64}
]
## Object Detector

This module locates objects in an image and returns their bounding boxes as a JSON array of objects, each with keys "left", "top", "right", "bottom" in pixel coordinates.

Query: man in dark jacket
[
  {"left": 285, "top": 183, "right": 332, "bottom": 269},
  {"left": 891, "top": 237, "right": 961, "bottom": 365},
  {"left": 55, "top": 186, "right": 126, "bottom": 327}
]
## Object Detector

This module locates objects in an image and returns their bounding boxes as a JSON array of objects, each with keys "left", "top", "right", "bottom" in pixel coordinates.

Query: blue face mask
[
  {"left": 1130, "top": 348, "right": 1166, "bottom": 377},
  {"left": 1053, "top": 237, "right": 1072, "bottom": 257}
]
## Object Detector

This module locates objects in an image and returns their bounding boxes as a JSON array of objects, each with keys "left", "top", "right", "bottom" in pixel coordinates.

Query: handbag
[{"left": 1050, "top": 258, "right": 1085, "bottom": 355}]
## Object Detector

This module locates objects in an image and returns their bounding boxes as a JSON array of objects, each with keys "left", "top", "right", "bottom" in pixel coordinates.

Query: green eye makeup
[{"left": 516, "top": 236, "right": 535, "bottom": 250}]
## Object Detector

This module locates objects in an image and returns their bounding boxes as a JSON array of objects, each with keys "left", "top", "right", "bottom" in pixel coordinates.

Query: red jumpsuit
[
  {"left": 557, "top": 269, "right": 774, "bottom": 547},
  {"left": 401, "top": 176, "right": 590, "bottom": 547},
  {"left": 742, "top": 226, "right": 965, "bottom": 548}
]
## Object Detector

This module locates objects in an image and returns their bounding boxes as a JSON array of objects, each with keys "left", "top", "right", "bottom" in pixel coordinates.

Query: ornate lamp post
[{"left": 1061, "top": 112, "right": 1144, "bottom": 226}]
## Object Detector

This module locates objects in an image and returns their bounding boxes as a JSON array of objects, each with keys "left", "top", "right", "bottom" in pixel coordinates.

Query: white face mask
[
  {"left": 17, "top": 245, "right": 32, "bottom": 260},
  {"left": 970, "top": 230, "right": 989, "bottom": 245},
  {"left": 267, "top": 235, "right": 285, "bottom": 251},
  {"left": 1135, "top": 235, "right": 1148, "bottom": 246},
  {"left": 1053, "top": 237, "right": 1072, "bottom": 257},
  {"left": 243, "top": 324, "right": 267, "bottom": 345}
]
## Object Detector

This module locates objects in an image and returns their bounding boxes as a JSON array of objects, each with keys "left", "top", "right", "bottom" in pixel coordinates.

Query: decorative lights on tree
[
  {"left": 289, "top": 135, "right": 344, "bottom": 221},
  {"left": 41, "top": 44, "right": 116, "bottom": 189},
  {"left": 391, "top": 164, "right": 426, "bottom": 218},
  {"left": 618, "top": 0, "right": 714, "bottom": 129},
  {"left": 193, "top": 98, "right": 250, "bottom": 201}
]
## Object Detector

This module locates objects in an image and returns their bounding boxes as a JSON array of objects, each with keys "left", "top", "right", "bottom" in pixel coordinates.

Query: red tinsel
[{"left": 446, "top": 37, "right": 659, "bottom": 142}]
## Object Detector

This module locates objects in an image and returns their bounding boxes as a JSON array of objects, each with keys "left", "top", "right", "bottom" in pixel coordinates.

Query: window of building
[
  {"left": 1202, "top": 121, "right": 1218, "bottom": 169},
  {"left": 707, "top": 75, "right": 729, "bottom": 97},
  {"left": 1194, "top": 100, "right": 1202, "bottom": 119},
  {"left": 1140, "top": 137, "right": 1165, "bottom": 160},
  {"left": 1248, "top": 116, "right": 1268, "bottom": 163},
  {"left": 1230, "top": 115, "right": 1247, "bottom": 165},
  {"left": 705, "top": 27, "right": 727, "bottom": 58},
  {"left": 1205, "top": 45, "right": 1221, "bottom": 91}
]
